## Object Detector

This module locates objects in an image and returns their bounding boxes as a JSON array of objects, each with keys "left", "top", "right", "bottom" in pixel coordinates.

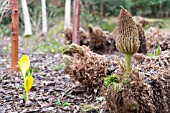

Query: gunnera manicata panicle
[{"left": 115, "top": 6, "right": 140, "bottom": 73}]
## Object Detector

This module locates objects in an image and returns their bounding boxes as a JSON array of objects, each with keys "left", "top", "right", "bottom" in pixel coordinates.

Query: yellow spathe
[
  {"left": 18, "top": 55, "right": 30, "bottom": 79},
  {"left": 24, "top": 74, "right": 34, "bottom": 94}
]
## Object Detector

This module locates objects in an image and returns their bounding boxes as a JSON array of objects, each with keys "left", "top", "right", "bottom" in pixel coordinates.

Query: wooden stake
[
  {"left": 9, "top": 0, "right": 19, "bottom": 71},
  {"left": 72, "top": 0, "right": 81, "bottom": 45}
]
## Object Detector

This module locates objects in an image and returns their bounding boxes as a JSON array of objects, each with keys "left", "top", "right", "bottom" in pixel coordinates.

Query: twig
[
  {"left": 60, "top": 85, "right": 84, "bottom": 100},
  {"left": 116, "top": 56, "right": 125, "bottom": 70}
]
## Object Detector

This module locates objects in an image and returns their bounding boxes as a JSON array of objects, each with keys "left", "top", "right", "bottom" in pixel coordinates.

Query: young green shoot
[
  {"left": 54, "top": 63, "right": 65, "bottom": 71},
  {"left": 54, "top": 98, "right": 70, "bottom": 107},
  {"left": 148, "top": 46, "right": 161, "bottom": 58},
  {"left": 104, "top": 75, "right": 122, "bottom": 92}
]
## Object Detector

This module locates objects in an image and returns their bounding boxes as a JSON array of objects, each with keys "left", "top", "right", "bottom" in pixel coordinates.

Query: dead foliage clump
[
  {"left": 105, "top": 51, "right": 170, "bottom": 113},
  {"left": 62, "top": 44, "right": 108, "bottom": 93},
  {"left": 88, "top": 26, "right": 116, "bottom": 54},
  {"left": 133, "top": 16, "right": 148, "bottom": 27},
  {"left": 105, "top": 70, "right": 155, "bottom": 113},
  {"left": 64, "top": 26, "right": 116, "bottom": 54},
  {"left": 136, "top": 24, "right": 147, "bottom": 54},
  {"left": 64, "top": 27, "right": 90, "bottom": 46},
  {"left": 137, "top": 51, "right": 170, "bottom": 113},
  {"left": 145, "top": 27, "right": 170, "bottom": 52},
  {"left": 64, "top": 24, "right": 149, "bottom": 55}
]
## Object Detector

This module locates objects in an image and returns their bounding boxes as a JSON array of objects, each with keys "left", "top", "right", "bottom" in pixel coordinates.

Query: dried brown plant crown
[
  {"left": 62, "top": 44, "right": 108, "bottom": 92},
  {"left": 116, "top": 6, "right": 140, "bottom": 55}
]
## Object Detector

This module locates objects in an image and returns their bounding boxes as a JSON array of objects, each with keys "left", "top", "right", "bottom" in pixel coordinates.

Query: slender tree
[
  {"left": 41, "top": 0, "right": 47, "bottom": 35},
  {"left": 10, "top": 0, "right": 19, "bottom": 71},
  {"left": 64, "top": 0, "right": 71, "bottom": 30},
  {"left": 21, "top": 0, "right": 32, "bottom": 36},
  {"left": 100, "top": 0, "right": 103, "bottom": 17},
  {"left": 72, "top": 0, "right": 81, "bottom": 44}
]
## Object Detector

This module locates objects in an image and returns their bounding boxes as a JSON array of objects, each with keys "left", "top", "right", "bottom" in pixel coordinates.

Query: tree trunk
[
  {"left": 9, "top": 0, "right": 19, "bottom": 71},
  {"left": 64, "top": 0, "right": 71, "bottom": 30},
  {"left": 100, "top": 0, "right": 103, "bottom": 17},
  {"left": 72, "top": 0, "right": 81, "bottom": 45},
  {"left": 21, "top": 0, "right": 32, "bottom": 36},
  {"left": 41, "top": 0, "right": 47, "bottom": 35},
  {"left": 84, "top": 0, "right": 90, "bottom": 13}
]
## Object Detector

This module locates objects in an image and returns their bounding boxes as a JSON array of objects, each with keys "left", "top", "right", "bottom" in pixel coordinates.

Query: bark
[
  {"left": 72, "top": 0, "right": 81, "bottom": 44},
  {"left": 21, "top": 0, "right": 32, "bottom": 36},
  {"left": 84, "top": 0, "right": 90, "bottom": 13},
  {"left": 9, "top": 0, "right": 19, "bottom": 71},
  {"left": 64, "top": 0, "right": 71, "bottom": 30},
  {"left": 91, "top": 1, "right": 96, "bottom": 16},
  {"left": 41, "top": 0, "right": 47, "bottom": 35}
]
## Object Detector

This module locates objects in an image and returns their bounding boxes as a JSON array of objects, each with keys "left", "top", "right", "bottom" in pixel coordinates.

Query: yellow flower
[
  {"left": 18, "top": 55, "right": 30, "bottom": 79},
  {"left": 24, "top": 71, "right": 34, "bottom": 95}
]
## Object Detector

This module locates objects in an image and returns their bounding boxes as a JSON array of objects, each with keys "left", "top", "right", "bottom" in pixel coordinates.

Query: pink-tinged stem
[
  {"left": 10, "top": 0, "right": 19, "bottom": 71},
  {"left": 72, "top": 0, "right": 81, "bottom": 45}
]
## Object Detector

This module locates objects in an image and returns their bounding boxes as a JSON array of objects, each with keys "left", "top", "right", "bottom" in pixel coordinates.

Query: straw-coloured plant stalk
[{"left": 115, "top": 6, "right": 140, "bottom": 73}]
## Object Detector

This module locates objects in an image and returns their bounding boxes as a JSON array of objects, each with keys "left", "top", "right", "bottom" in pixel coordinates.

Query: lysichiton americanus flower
[
  {"left": 24, "top": 68, "right": 34, "bottom": 102},
  {"left": 18, "top": 55, "right": 30, "bottom": 79},
  {"left": 18, "top": 55, "right": 34, "bottom": 102}
]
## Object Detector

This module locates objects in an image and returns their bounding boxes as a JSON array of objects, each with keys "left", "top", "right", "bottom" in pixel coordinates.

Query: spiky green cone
[
  {"left": 115, "top": 6, "right": 140, "bottom": 73},
  {"left": 116, "top": 6, "right": 140, "bottom": 55}
]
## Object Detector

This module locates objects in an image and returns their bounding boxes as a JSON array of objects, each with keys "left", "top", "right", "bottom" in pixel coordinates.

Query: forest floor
[
  {"left": 0, "top": 35, "right": 112, "bottom": 112},
  {"left": 0, "top": 53, "right": 110, "bottom": 113},
  {"left": 0, "top": 36, "right": 169, "bottom": 113},
  {"left": 0, "top": 21, "right": 170, "bottom": 112}
]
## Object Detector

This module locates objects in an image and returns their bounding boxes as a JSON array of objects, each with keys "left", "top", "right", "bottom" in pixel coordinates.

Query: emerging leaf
[
  {"left": 147, "top": 53, "right": 155, "bottom": 58},
  {"left": 54, "top": 99, "right": 62, "bottom": 105},
  {"left": 155, "top": 46, "right": 161, "bottom": 56},
  {"left": 104, "top": 75, "right": 120, "bottom": 87},
  {"left": 62, "top": 102, "right": 70, "bottom": 107},
  {"left": 25, "top": 68, "right": 33, "bottom": 78},
  {"left": 147, "top": 46, "right": 162, "bottom": 58},
  {"left": 54, "top": 63, "right": 65, "bottom": 71}
]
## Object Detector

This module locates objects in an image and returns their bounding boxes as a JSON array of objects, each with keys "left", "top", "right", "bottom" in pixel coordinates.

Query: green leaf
[
  {"left": 155, "top": 46, "right": 161, "bottom": 56},
  {"left": 104, "top": 75, "right": 120, "bottom": 87},
  {"left": 54, "top": 99, "right": 62, "bottom": 105},
  {"left": 148, "top": 46, "right": 161, "bottom": 58},
  {"left": 25, "top": 68, "right": 33, "bottom": 78},
  {"left": 147, "top": 53, "right": 155, "bottom": 58},
  {"left": 62, "top": 102, "right": 70, "bottom": 107},
  {"left": 54, "top": 63, "right": 65, "bottom": 71}
]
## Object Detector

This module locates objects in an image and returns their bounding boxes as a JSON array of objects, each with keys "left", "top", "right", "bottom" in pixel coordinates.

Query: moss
[{"left": 81, "top": 104, "right": 99, "bottom": 113}]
